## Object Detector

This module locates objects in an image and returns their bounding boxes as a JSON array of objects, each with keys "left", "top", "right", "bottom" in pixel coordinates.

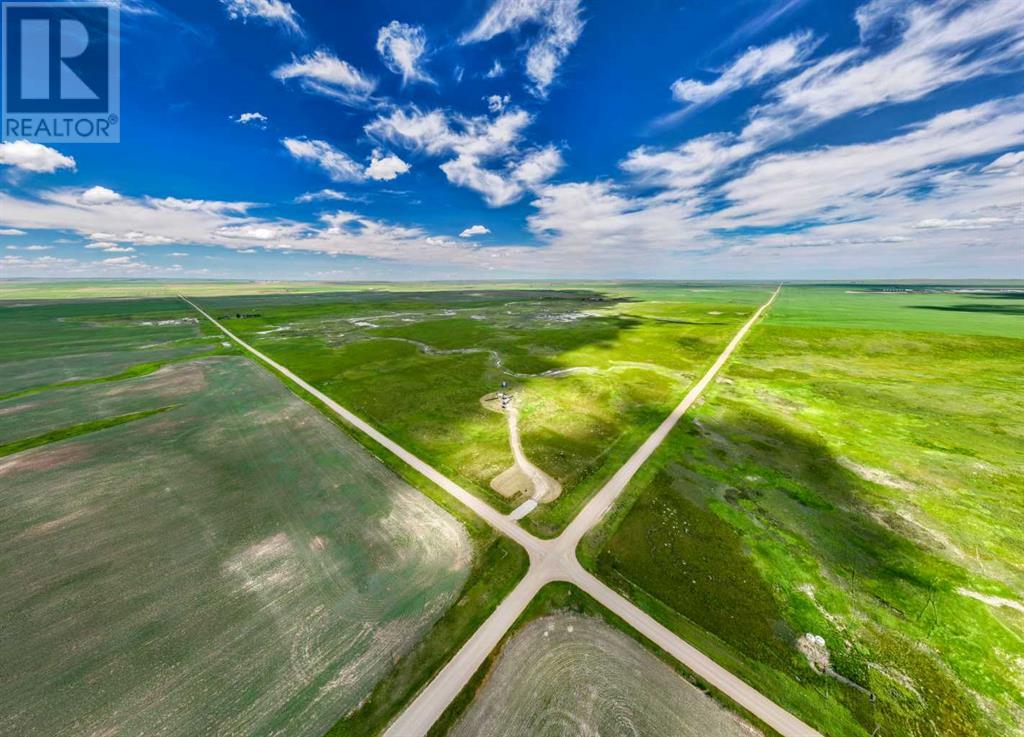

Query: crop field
[
  {"left": 448, "top": 613, "right": 761, "bottom": 737},
  {"left": 0, "top": 360, "right": 205, "bottom": 446},
  {"left": 0, "top": 297, "right": 220, "bottom": 397},
  {"left": 584, "top": 286, "right": 1024, "bottom": 737},
  {"left": 432, "top": 582, "right": 765, "bottom": 737},
  {"left": 192, "top": 285, "right": 773, "bottom": 536},
  {"left": 0, "top": 336, "right": 476, "bottom": 737}
]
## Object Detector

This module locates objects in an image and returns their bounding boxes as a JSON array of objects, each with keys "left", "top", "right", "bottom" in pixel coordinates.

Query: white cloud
[
  {"left": 367, "top": 106, "right": 559, "bottom": 205},
  {"left": 632, "top": 0, "right": 1024, "bottom": 209},
  {"left": 0, "top": 188, "right": 295, "bottom": 252},
  {"left": 376, "top": 21, "right": 434, "bottom": 86},
  {"left": 528, "top": 180, "right": 700, "bottom": 260},
  {"left": 0, "top": 185, "right": 513, "bottom": 270},
  {"left": 461, "top": 0, "right": 584, "bottom": 97},
  {"left": 437, "top": 157, "right": 522, "bottom": 206},
  {"left": 914, "top": 217, "right": 1009, "bottom": 230},
  {"left": 97, "top": 0, "right": 159, "bottom": 16},
  {"left": 146, "top": 197, "right": 252, "bottom": 214},
  {"left": 671, "top": 31, "right": 817, "bottom": 105},
  {"left": 284, "top": 139, "right": 410, "bottom": 183},
  {"left": 486, "top": 94, "right": 510, "bottom": 113},
  {"left": 220, "top": 0, "right": 301, "bottom": 34},
  {"left": 273, "top": 50, "right": 376, "bottom": 106},
  {"left": 986, "top": 150, "right": 1024, "bottom": 170},
  {"left": 170, "top": 251, "right": 189, "bottom": 257},
  {"left": 296, "top": 188, "right": 353, "bottom": 203},
  {"left": 714, "top": 97, "right": 1024, "bottom": 227},
  {"left": 234, "top": 111, "right": 268, "bottom": 127},
  {"left": 365, "top": 149, "right": 411, "bottom": 181},
  {"left": 215, "top": 224, "right": 290, "bottom": 241},
  {"left": 101, "top": 245, "right": 136, "bottom": 252},
  {"left": 523, "top": 95, "right": 1024, "bottom": 278},
  {"left": 854, "top": 0, "right": 912, "bottom": 41},
  {"left": 0, "top": 141, "right": 75, "bottom": 173},
  {"left": 282, "top": 138, "right": 364, "bottom": 182},
  {"left": 753, "top": 0, "right": 1024, "bottom": 147},
  {"left": 80, "top": 186, "right": 122, "bottom": 205},
  {"left": 365, "top": 107, "right": 458, "bottom": 155},
  {"left": 460, "top": 224, "right": 491, "bottom": 237},
  {"left": 510, "top": 145, "right": 564, "bottom": 186},
  {"left": 0, "top": 228, "right": 26, "bottom": 236},
  {"left": 485, "top": 59, "right": 505, "bottom": 78},
  {"left": 105, "top": 232, "right": 174, "bottom": 245},
  {"left": 1, "top": 255, "right": 80, "bottom": 271},
  {"left": 622, "top": 132, "right": 758, "bottom": 193},
  {"left": 723, "top": 0, "right": 814, "bottom": 48},
  {"left": 101, "top": 256, "right": 140, "bottom": 266}
]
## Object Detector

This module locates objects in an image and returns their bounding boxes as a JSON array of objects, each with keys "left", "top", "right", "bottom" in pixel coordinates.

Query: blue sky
[{"left": 1, "top": 0, "right": 1022, "bottom": 280}]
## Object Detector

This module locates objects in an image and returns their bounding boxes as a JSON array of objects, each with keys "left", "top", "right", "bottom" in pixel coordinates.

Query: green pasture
[
  {"left": 193, "top": 285, "right": 772, "bottom": 535},
  {"left": 584, "top": 286, "right": 1024, "bottom": 737}
]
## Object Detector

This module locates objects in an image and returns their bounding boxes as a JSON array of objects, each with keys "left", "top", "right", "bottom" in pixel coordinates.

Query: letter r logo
[
  {"left": 5, "top": 4, "right": 109, "bottom": 113},
  {"left": 20, "top": 18, "right": 99, "bottom": 100},
  {"left": 2, "top": 2, "right": 120, "bottom": 142}
]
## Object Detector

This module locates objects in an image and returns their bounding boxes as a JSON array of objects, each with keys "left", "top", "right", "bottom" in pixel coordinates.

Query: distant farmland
[{"left": 0, "top": 300, "right": 472, "bottom": 737}]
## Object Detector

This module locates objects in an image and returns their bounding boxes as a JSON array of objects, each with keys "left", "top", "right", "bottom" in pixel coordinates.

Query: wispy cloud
[
  {"left": 719, "top": 0, "right": 813, "bottom": 49},
  {"left": 756, "top": 0, "right": 1024, "bottom": 145},
  {"left": 377, "top": 21, "right": 435, "bottom": 86},
  {"left": 461, "top": 0, "right": 584, "bottom": 97},
  {"left": 295, "top": 189, "right": 356, "bottom": 203},
  {"left": 282, "top": 138, "right": 366, "bottom": 182},
  {"left": 282, "top": 138, "right": 410, "bottom": 184},
  {"left": 220, "top": 0, "right": 301, "bottom": 34},
  {"left": 670, "top": 31, "right": 817, "bottom": 106},
  {"left": 526, "top": 97, "right": 1024, "bottom": 277},
  {"left": 273, "top": 50, "right": 377, "bottom": 106},
  {"left": 714, "top": 97, "right": 1024, "bottom": 226},
  {"left": 233, "top": 111, "right": 268, "bottom": 128},
  {"left": 636, "top": 0, "right": 1024, "bottom": 199},
  {"left": 367, "top": 106, "right": 562, "bottom": 205}
]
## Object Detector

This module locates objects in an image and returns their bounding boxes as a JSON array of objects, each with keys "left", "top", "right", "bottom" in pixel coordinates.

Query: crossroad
[{"left": 184, "top": 288, "right": 824, "bottom": 737}]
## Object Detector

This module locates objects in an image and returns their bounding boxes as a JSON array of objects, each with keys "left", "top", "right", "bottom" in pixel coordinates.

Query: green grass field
[
  {"left": 583, "top": 285, "right": 1024, "bottom": 737},
  {"left": 191, "top": 285, "right": 772, "bottom": 536}
]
